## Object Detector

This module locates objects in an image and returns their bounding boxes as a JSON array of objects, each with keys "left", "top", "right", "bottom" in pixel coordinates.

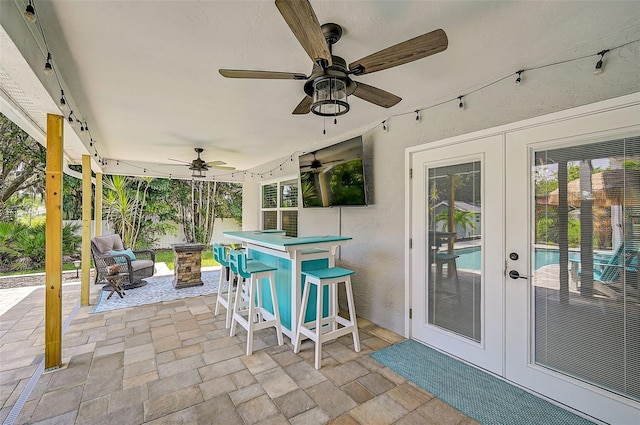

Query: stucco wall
[{"left": 242, "top": 54, "right": 640, "bottom": 334}]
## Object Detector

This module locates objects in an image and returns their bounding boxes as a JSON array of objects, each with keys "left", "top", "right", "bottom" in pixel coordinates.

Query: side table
[{"left": 105, "top": 274, "right": 126, "bottom": 299}]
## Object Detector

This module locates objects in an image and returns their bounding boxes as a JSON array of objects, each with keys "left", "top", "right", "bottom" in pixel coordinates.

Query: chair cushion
[
  {"left": 131, "top": 259, "right": 154, "bottom": 272},
  {"left": 93, "top": 234, "right": 125, "bottom": 254}
]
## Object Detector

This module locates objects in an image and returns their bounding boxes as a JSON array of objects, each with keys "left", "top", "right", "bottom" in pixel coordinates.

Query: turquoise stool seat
[
  {"left": 294, "top": 266, "right": 360, "bottom": 369},
  {"left": 228, "top": 250, "right": 283, "bottom": 355},
  {"left": 213, "top": 244, "right": 236, "bottom": 329}
]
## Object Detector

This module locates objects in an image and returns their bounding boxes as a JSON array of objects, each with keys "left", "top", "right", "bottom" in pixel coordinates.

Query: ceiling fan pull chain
[{"left": 323, "top": 117, "right": 326, "bottom": 135}]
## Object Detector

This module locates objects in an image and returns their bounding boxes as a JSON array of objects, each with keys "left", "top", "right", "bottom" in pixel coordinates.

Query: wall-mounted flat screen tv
[{"left": 299, "top": 136, "right": 367, "bottom": 207}]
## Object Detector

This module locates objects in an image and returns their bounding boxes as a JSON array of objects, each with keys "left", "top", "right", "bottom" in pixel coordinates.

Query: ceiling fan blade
[
  {"left": 210, "top": 165, "right": 236, "bottom": 171},
  {"left": 352, "top": 82, "right": 402, "bottom": 108},
  {"left": 292, "top": 96, "right": 313, "bottom": 115},
  {"left": 275, "top": 0, "right": 332, "bottom": 67},
  {"left": 206, "top": 160, "right": 227, "bottom": 166},
  {"left": 349, "top": 29, "right": 448, "bottom": 75},
  {"left": 292, "top": 96, "right": 312, "bottom": 114},
  {"left": 219, "top": 69, "right": 307, "bottom": 80},
  {"left": 167, "top": 158, "right": 191, "bottom": 165}
]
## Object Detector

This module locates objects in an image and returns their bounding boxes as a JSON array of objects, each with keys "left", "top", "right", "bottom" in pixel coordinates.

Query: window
[{"left": 261, "top": 178, "right": 298, "bottom": 236}]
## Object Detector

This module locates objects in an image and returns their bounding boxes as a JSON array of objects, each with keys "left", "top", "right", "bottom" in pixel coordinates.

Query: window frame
[{"left": 260, "top": 176, "right": 299, "bottom": 236}]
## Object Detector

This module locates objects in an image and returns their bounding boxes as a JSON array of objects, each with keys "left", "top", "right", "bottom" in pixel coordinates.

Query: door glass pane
[
  {"left": 533, "top": 136, "right": 640, "bottom": 401},
  {"left": 427, "top": 161, "right": 482, "bottom": 342}
]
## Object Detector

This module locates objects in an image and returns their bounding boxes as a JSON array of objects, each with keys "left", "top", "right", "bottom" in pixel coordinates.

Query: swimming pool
[{"left": 454, "top": 246, "right": 581, "bottom": 271}]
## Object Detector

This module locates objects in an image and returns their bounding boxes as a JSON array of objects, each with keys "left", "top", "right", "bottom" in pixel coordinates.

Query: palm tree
[{"left": 435, "top": 208, "right": 476, "bottom": 237}]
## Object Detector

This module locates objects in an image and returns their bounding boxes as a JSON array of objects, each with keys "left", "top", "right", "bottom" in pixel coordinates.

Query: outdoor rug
[
  {"left": 93, "top": 270, "right": 221, "bottom": 313},
  {"left": 371, "top": 339, "right": 594, "bottom": 425}
]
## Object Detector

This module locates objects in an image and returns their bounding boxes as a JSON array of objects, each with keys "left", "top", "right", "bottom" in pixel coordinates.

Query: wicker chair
[{"left": 91, "top": 234, "right": 155, "bottom": 289}]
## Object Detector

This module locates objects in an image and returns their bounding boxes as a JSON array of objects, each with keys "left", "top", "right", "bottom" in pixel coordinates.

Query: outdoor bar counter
[{"left": 223, "top": 230, "right": 351, "bottom": 339}]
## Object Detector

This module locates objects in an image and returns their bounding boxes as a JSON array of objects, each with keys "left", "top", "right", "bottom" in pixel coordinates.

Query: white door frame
[
  {"left": 404, "top": 92, "right": 640, "bottom": 424},
  {"left": 408, "top": 136, "right": 505, "bottom": 374}
]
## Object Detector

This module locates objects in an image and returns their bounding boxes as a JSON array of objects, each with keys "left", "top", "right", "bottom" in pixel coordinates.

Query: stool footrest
[{"left": 298, "top": 322, "right": 356, "bottom": 343}]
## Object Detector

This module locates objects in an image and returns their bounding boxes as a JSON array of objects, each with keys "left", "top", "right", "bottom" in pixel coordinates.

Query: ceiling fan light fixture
[
  {"left": 311, "top": 77, "right": 349, "bottom": 117},
  {"left": 192, "top": 169, "right": 206, "bottom": 178}
]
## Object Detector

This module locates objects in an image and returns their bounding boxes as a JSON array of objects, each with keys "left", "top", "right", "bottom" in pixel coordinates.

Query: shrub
[{"left": 0, "top": 221, "right": 81, "bottom": 272}]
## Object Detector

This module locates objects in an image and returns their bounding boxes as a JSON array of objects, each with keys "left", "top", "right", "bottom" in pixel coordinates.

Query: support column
[
  {"left": 81, "top": 155, "right": 92, "bottom": 306},
  {"left": 45, "top": 114, "right": 63, "bottom": 370},
  {"left": 94, "top": 173, "right": 103, "bottom": 237}
]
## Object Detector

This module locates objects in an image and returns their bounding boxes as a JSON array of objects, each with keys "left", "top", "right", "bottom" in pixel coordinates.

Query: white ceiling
[{"left": 3, "top": 1, "right": 640, "bottom": 179}]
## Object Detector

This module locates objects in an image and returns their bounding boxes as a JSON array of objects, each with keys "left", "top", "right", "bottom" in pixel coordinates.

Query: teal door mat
[{"left": 371, "top": 340, "right": 594, "bottom": 425}]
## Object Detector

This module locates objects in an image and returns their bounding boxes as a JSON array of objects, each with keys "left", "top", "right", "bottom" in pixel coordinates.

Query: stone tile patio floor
[{"left": 0, "top": 280, "right": 478, "bottom": 425}]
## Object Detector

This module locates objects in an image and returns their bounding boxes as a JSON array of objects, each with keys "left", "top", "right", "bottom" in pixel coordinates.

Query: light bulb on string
[
  {"left": 382, "top": 121, "right": 387, "bottom": 132},
  {"left": 415, "top": 110, "right": 420, "bottom": 122},
  {"left": 458, "top": 95, "right": 465, "bottom": 110},
  {"left": 514, "top": 70, "right": 524, "bottom": 85},
  {"left": 59, "top": 90, "right": 67, "bottom": 110},
  {"left": 25, "top": 1, "right": 36, "bottom": 22},
  {"left": 594, "top": 49, "right": 609, "bottom": 75},
  {"left": 44, "top": 53, "right": 53, "bottom": 75}
]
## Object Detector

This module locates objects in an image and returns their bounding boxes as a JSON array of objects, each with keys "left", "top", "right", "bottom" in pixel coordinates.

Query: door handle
[{"left": 508, "top": 270, "right": 528, "bottom": 280}]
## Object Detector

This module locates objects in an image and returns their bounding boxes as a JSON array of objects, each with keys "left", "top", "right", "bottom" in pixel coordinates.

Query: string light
[
  {"left": 594, "top": 49, "right": 609, "bottom": 75},
  {"left": 22, "top": 6, "right": 639, "bottom": 183},
  {"left": 59, "top": 89, "right": 67, "bottom": 110},
  {"left": 514, "top": 70, "right": 524, "bottom": 85},
  {"left": 44, "top": 52, "right": 53, "bottom": 75},
  {"left": 24, "top": 1, "right": 36, "bottom": 22}
]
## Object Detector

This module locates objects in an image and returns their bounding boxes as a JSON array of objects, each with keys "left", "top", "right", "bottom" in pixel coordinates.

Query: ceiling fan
[
  {"left": 219, "top": 0, "right": 448, "bottom": 116},
  {"left": 167, "top": 148, "right": 235, "bottom": 173},
  {"left": 299, "top": 151, "right": 348, "bottom": 172}
]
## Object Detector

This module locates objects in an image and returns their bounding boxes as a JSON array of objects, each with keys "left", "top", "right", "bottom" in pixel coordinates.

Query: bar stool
[
  {"left": 294, "top": 267, "right": 360, "bottom": 369},
  {"left": 432, "top": 238, "right": 460, "bottom": 296},
  {"left": 228, "top": 250, "right": 284, "bottom": 356},
  {"left": 213, "top": 244, "right": 235, "bottom": 328}
]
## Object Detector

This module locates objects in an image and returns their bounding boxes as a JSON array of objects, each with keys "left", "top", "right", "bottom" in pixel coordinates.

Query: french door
[
  {"left": 506, "top": 128, "right": 640, "bottom": 423},
  {"left": 410, "top": 123, "right": 640, "bottom": 423},
  {"left": 410, "top": 135, "right": 504, "bottom": 374}
]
